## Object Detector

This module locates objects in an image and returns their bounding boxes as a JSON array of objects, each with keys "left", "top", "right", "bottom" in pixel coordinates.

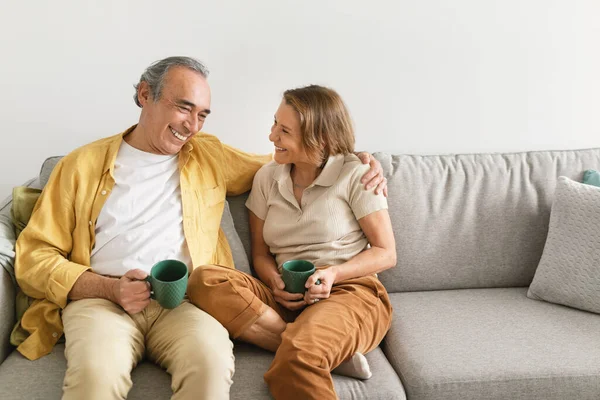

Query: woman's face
[{"left": 269, "top": 100, "right": 313, "bottom": 166}]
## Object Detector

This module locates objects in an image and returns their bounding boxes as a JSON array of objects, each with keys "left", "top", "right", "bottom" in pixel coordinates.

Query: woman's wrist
[
  {"left": 265, "top": 269, "right": 281, "bottom": 288},
  {"left": 329, "top": 265, "right": 341, "bottom": 284}
]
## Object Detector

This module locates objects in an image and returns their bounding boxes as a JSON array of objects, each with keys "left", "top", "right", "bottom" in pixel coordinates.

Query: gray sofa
[{"left": 1, "top": 148, "right": 600, "bottom": 400}]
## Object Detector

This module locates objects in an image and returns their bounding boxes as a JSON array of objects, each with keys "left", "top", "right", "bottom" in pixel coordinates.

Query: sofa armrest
[
  {"left": 0, "top": 193, "right": 17, "bottom": 364},
  {"left": 0, "top": 267, "right": 15, "bottom": 364}
]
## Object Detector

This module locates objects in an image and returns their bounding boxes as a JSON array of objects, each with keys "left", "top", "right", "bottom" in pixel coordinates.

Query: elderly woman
[{"left": 189, "top": 85, "right": 395, "bottom": 400}]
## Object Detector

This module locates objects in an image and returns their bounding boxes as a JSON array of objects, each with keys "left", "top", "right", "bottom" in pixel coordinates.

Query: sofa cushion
[
  {"left": 382, "top": 288, "right": 600, "bottom": 400},
  {"left": 226, "top": 193, "right": 253, "bottom": 272},
  {"left": 374, "top": 148, "right": 600, "bottom": 292},
  {"left": 583, "top": 169, "right": 600, "bottom": 186},
  {"left": 220, "top": 201, "right": 251, "bottom": 275},
  {"left": 10, "top": 187, "right": 41, "bottom": 242},
  {"left": 38, "top": 156, "right": 252, "bottom": 275},
  {"left": 527, "top": 177, "right": 600, "bottom": 314},
  {"left": 0, "top": 343, "right": 406, "bottom": 400}
]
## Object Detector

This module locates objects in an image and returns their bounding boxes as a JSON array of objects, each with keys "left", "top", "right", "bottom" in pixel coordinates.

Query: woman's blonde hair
[{"left": 283, "top": 85, "right": 355, "bottom": 165}]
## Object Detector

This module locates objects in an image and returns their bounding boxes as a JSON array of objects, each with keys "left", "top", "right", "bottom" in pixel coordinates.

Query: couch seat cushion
[
  {"left": 0, "top": 343, "right": 405, "bottom": 399},
  {"left": 383, "top": 288, "right": 600, "bottom": 400}
]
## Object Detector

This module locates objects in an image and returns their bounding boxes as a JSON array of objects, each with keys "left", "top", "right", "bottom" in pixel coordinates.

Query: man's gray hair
[{"left": 133, "top": 56, "right": 209, "bottom": 107}]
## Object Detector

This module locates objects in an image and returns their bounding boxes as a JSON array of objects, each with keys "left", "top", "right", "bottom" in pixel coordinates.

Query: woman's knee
[{"left": 187, "top": 265, "right": 230, "bottom": 309}]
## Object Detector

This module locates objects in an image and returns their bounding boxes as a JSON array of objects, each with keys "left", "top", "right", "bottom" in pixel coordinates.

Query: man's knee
[
  {"left": 170, "top": 329, "right": 235, "bottom": 394},
  {"left": 63, "top": 358, "right": 132, "bottom": 399}
]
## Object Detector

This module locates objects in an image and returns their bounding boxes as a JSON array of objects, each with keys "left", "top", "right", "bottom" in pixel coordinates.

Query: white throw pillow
[{"left": 527, "top": 177, "right": 600, "bottom": 314}]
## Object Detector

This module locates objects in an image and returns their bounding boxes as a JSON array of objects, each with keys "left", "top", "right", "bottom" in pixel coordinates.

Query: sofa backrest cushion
[
  {"left": 374, "top": 148, "right": 600, "bottom": 292},
  {"left": 38, "top": 157, "right": 253, "bottom": 275}
]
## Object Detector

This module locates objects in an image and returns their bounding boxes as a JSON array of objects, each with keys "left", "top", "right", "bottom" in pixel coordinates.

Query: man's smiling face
[{"left": 136, "top": 66, "right": 211, "bottom": 155}]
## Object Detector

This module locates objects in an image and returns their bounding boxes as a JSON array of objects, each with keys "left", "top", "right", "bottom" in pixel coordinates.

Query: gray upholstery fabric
[
  {"left": 221, "top": 201, "right": 251, "bottom": 274},
  {"left": 38, "top": 156, "right": 252, "bottom": 274},
  {"left": 38, "top": 156, "right": 62, "bottom": 188},
  {"left": 382, "top": 288, "right": 600, "bottom": 400},
  {"left": 0, "top": 195, "right": 16, "bottom": 285},
  {"left": 0, "top": 343, "right": 405, "bottom": 400},
  {"left": 226, "top": 193, "right": 253, "bottom": 272},
  {"left": 528, "top": 177, "right": 600, "bottom": 313},
  {"left": 0, "top": 268, "right": 15, "bottom": 365},
  {"left": 374, "top": 148, "right": 600, "bottom": 292}
]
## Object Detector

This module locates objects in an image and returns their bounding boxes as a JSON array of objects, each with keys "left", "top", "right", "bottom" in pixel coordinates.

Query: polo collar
[{"left": 272, "top": 154, "right": 346, "bottom": 188}]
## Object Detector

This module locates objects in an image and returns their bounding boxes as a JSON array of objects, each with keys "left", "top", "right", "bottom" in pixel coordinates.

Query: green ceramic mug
[
  {"left": 281, "top": 260, "right": 321, "bottom": 294},
  {"left": 146, "top": 259, "right": 188, "bottom": 309}
]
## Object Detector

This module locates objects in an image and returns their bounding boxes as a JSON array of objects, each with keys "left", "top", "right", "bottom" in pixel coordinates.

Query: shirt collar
[
  {"left": 272, "top": 154, "right": 346, "bottom": 188},
  {"left": 104, "top": 125, "right": 196, "bottom": 174},
  {"left": 103, "top": 125, "right": 135, "bottom": 175}
]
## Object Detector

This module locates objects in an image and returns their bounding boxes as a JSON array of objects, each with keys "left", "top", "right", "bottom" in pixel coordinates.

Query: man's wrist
[{"left": 102, "top": 276, "right": 119, "bottom": 304}]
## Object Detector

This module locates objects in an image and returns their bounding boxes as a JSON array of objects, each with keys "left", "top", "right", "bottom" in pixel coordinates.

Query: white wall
[{"left": 1, "top": 0, "right": 599, "bottom": 199}]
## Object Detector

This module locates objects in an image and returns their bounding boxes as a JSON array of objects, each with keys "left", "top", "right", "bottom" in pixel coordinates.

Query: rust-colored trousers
[{"left": 188, "top": 265, "right": 393, "bottom": 400}]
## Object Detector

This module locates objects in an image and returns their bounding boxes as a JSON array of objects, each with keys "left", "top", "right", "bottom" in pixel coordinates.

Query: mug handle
[{"left": 145, "top": 276, "right": 155, "bottom": 299}]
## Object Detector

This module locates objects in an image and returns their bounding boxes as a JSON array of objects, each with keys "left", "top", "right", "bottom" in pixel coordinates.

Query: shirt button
[
  {"left": 89, "top": 221, "right": 93, "bottom": 226},
  {"left": 52, "top": 332, "right": 58, "bottom": 338},
  {"left": 101, "top": 190, "right": 107, "bottom": 195}
]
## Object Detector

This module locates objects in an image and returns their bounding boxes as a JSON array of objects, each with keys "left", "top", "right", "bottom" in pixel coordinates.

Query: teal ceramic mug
[
  {"left": 281, "top": 260, "right": 321, "bottom": 294},
  {"left": 146, "top": 259, "right": 188, "bottom": 309}
]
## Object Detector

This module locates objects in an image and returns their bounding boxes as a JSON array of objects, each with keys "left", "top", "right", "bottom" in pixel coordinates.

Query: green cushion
[
  {"left": 11, "top": 187, "right": 42, "bottom": 237},
  {"left": 582, "top": 169, "right": 600, "bottom": 187},
  {"left": 10, "top": 187, "right": 42, "bottom": 346}
]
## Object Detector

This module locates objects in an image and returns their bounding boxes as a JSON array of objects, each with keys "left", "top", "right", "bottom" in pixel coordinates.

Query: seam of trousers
[
  {"left": 320, "top": 287, "right": 380, "bottom": 370},
  {"left": 225, "top": 272, "right": 267, "bottom": 338}
]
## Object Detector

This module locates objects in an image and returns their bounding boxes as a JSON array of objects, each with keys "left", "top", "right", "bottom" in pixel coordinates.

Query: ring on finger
[{"left": 313, "top": 298, "right": 320, "bottom": 304}]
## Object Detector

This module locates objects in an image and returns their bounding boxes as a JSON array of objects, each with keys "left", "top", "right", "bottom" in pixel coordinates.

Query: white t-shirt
[{"left": 90, "top": 141, "right": 192, "bottom": 276}]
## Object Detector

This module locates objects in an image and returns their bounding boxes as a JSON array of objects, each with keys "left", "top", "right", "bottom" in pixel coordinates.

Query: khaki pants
[
  {"left": 188, "top": 265, "right": 393, "bottom": 400},
  {"left": 61, "top": 298, "right": 234, "bottom": 400}
]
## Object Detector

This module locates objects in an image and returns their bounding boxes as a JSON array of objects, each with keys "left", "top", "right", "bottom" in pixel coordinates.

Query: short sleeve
[
  {"left": 245, "top": 164, "right": 273, "bottom": 220},
  {"left": 348, "top": 163, "right": 388, "bottom": 220}
]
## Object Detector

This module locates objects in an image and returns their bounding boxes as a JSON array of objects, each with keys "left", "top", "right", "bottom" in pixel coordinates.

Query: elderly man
[{"left": 14, "top": 56, "right": 386, "bottom": 400}]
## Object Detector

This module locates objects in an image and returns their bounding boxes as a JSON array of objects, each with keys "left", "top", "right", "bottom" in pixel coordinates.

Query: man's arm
[
  {"left": 221, "top": 142, "right": 272, "bottom": 196},
  {"left": 219, "top": 143, "right": 386, "bottom": 196},
  {"left": 15, "top": 159, "right": 90, "bottom": 309},
  {"left": 69, "top": 270, "right": 151, "bottom": 314},
  {"left": 15, "top": 158, "right": 152, "bottom": 313}
]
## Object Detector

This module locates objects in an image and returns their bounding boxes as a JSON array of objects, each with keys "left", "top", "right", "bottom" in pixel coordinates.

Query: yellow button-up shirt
[{"left": 15, "top": 126, "right": 271, "bottom": 360}]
